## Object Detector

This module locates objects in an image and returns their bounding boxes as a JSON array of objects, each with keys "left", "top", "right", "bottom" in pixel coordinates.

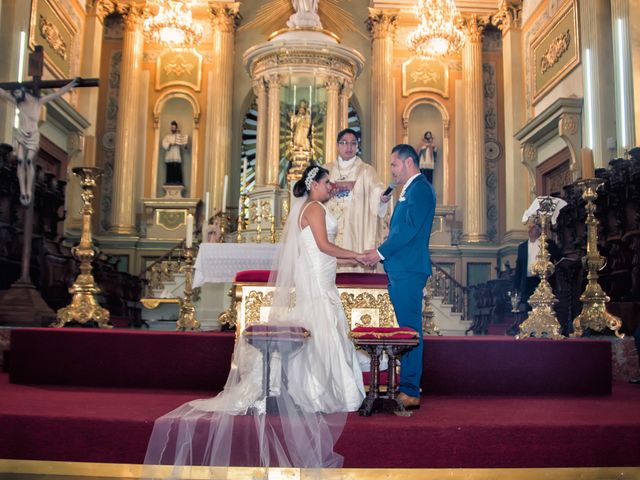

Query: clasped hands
[{"left": 355, "top": 249, "right": 381, "bottom": 267}]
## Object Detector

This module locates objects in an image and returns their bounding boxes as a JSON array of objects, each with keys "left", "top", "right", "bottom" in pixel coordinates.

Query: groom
[{"left": 364, "top": 144, "right": 436, "bottom": 409}]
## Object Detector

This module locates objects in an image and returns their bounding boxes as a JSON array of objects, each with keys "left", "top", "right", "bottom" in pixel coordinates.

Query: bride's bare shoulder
[{"left": 300, "top": 201, "right": 325, "bottom": 226}]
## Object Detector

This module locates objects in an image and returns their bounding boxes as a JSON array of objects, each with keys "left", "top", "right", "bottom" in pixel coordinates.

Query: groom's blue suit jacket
[{"left": 378, "top": 174, "right": 436, "bottom": 275}]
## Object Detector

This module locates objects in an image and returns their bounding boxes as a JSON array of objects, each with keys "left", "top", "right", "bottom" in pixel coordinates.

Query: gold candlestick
[
  {"left": 176, "top": 247, "right": 200, "bottom": 331},
  {"left": 236, "top": 193, "right": 246, "bottom": 243},
  {"left": 517, "top": 198, "right": 563, "bottom": 339},
  {"left": 53, "top": 167, "right": 110, "bottom": 328},
  {"left": 219, "top": 214, "right": 228, "bottom": 243},
  {"left": 571, "top": 179, "right": 623, "bottom": 338},
  {"left": 270, "top": 214, "right": 277, "bottom": 243},
  {"left": 256, "top": 210, "right": 262, "bottom": 244}
]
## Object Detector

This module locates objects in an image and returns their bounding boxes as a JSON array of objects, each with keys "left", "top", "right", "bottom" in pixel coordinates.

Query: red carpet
[{"left": 1, "top": 328, "right": 638, "bottom": 468}]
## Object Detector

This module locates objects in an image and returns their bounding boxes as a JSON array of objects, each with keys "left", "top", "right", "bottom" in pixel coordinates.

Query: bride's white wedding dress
[{"left": 144, "top": 199, "right": 364, "bottom": 473}]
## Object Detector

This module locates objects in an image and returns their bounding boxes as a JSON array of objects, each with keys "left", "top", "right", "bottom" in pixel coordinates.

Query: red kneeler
[{"left": 351, "top": 326, "right": 420, "bottom": 416}]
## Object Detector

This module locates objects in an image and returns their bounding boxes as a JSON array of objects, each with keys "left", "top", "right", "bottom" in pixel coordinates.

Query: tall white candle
[
  {"left": 204, "top": 191, "right": 210, "bottom": 224},
  {"left": 242, "top": 157, "right": 248, "bottom": 191},
  {"left": 221, "top": 174, "right": 228, "bottom": 213},
  {"left": 186, "top": 213, "right": 193, "bottom": 248}
]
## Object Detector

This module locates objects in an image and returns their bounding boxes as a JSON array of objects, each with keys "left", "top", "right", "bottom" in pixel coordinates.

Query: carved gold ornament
[
  {"left": 39, "top": 14, "right": 68, "bottom": 60},
  {"left": 540, "top": 29, "right": 571, "bottom": 74},
  {"left": 163, "top": 55, "right": 194, "bottom": 77}
]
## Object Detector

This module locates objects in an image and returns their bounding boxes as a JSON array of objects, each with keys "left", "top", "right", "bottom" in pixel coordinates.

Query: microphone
[{"left": 382, "top": 182, "right": 396, "bottom": 197}]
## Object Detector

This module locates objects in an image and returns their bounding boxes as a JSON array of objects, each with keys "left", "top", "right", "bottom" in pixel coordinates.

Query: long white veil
[{"left": 143, "top": 190, "right": 351, "bottom": 478}]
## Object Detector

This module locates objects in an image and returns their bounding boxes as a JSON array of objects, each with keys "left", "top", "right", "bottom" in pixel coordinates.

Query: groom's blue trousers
[{"left": 388, "top": 271, "right": 428, "bottom": 398}]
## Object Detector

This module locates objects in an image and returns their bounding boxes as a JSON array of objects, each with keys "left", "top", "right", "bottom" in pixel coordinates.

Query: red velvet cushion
[
  {"left": 336, "top": 272, "right": 388, "bottom": 286},
  {"left": 243, "top": 324, "right": 310, "bottom": 340},
  {"left": 351, "top": 326, "right": 418, "bottom": 340},
  {"left": 235, "top": 270, "right": 272, "bottom": 283}
]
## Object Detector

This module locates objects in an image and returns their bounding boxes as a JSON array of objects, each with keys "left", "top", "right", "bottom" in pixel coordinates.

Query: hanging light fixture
[
  {"left": 144, "top": 0, "right": 202, "bottom": 48},
  {"left": 407, "top": 0, "right": 465, "bottom": 59}
]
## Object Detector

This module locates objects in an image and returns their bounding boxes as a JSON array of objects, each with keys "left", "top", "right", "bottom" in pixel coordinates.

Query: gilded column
[
  {"left": 460, "top": 15, "right": 489, "bottom": 243},
  {"left": 492, "top": 1, "right": 527, "bottom": 241},
  {"left": 610, "top": 0, "right": 636, "bottom": 153},
  {"left": 80, "top": 0, "right": 112, "bottom": 146},
  {"left": 338, "top": 80, "right": 353, "bottom": 131},
  {"left": 67, "top": 1, "right": 113, "bottom": 232},
  {"left": 367, "top": 8, "right": 398, "bottom": 181},
  {"left": 207, "top": 3, "right": 241, "bottom": 211},
  {"left": 265, "top": 74, "right": 282, "bottom": 186},
  {"left": 324, "top": 76, "right": 341, "bottom": 163},
  {"left": 580, "top": 0, "right": 616, "bottom": 167},
  {"left": 253, "top": 78, "right": 268, "bottom": 186},
  {"left": 110, "top": 5, "right": 145, "bottom": 235}
]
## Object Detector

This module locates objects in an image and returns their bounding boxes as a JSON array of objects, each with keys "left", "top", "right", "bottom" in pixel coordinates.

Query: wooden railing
[{"left": 429, "top": 261, "right": 468, "bottom": 321}]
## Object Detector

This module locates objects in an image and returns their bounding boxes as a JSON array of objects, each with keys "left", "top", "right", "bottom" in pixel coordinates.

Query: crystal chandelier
[
  {"left": 407, "top": 0, "right": 465, "bottom": 59},
  {"left": 144, "top": 0, "right": 202, "bottom": 48}
]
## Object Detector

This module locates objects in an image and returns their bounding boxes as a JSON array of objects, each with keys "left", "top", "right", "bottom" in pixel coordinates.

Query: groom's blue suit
[{"left": 378, "top": 173, "right": 436, "bottom": 398}]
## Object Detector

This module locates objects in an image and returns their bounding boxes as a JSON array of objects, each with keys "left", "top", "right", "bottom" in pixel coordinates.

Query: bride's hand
[{"left": 355, "top": 253, "right": 368, "bottom": 265}]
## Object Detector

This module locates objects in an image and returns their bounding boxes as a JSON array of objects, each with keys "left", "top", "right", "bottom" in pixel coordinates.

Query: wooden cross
[
  {"left": 0, "top": 45, "right": 99, "bottom": 292},
  {"left": 0, "top": 45, "right": 99, "bottom": 93}
]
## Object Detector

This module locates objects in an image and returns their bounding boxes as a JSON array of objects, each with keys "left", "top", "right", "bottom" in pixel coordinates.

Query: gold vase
[
  {"left": 53, "top": 167, "right": 110, "bottom": 328},
  {"left": 571, "top": 179, "right": 623, "bottom": 338}
]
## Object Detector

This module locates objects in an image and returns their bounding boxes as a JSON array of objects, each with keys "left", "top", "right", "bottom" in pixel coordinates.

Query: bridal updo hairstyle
[{"left": 293, "top": 165, "right": 330, "bottom": 198}]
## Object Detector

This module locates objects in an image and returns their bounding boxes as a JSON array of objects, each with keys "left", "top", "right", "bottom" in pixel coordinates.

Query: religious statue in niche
[
  {"left": 161, "top": 120, "right": 189, "bottom": 185},
  {"left": 415, "top": 130, "right": 437, "bottom": 183},
  {"left": 286, "top": 99, "right": 317, "bottom": 180},
  {"left": 290, "top": 100, "right": 312, "bottom": 152}
]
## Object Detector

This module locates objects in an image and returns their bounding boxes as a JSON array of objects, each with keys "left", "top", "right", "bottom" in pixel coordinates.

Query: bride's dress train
[{"left": 144, "top": 200, "right": 364, "bottom": 472}]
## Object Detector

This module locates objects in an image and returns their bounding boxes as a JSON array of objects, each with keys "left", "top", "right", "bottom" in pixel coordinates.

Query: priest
[{"left": 325, "top": 128, "right": 389, "bottom": 272}]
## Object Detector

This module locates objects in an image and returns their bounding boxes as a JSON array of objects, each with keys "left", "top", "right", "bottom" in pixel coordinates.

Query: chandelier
[
  {"left": 144, "top": 0, "right": 202, "bottom": 48},
  {"left": 407, "top": 0, "right": 465, "bottom": 59}
]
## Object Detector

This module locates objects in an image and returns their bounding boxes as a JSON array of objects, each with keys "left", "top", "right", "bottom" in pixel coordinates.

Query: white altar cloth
[{"left": 193, "top": 243, "right": 281, "bottom": 287}]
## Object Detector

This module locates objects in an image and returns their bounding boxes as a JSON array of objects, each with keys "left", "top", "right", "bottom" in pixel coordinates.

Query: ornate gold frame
[
  {"left": 531, "top": 0, "right": 580, "bottom": 104},
  {"left": 155, "top": 48, "right": 203, "bottom": 92},
  {"left": 29, "top": 0, "right": 77, "bottom": 78},
  {"left": 235, "top": 284, "right": 398, "bottom": 334},
  {"left": 155, "top": 209, "right": 188, "bottom": 231},
  {"left": 401, "top": 57, "right": 449, "bottom": 98}
]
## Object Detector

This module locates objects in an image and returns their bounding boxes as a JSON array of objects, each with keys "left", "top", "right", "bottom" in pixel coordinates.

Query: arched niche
[
  {"left": 151, "top": 90, "right": 201, "bottom": 198},
  {"left": 402, "top": 97, "right": 450, "bottom": 205}
]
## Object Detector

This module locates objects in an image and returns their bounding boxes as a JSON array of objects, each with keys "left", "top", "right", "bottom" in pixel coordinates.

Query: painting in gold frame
[
  {"left": 531, "top": 0, "right": 580, "bottom": 104},
  {"left": 402, "top": 57, "right": 449, "bottom": 98},
  {"left": 156, "top": 49, "right": 203, "bottom": 92},
  {"left": 29, "top": 0, "right": 77, "bottom": 78}
]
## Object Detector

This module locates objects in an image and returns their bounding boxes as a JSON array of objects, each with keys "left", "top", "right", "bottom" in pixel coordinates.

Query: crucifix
[
  {"left": 0, "top": 45, "right": 98, "bottom": 206},
  {"left": 0, "top": 45, "right": 99, "bottom": 326}
]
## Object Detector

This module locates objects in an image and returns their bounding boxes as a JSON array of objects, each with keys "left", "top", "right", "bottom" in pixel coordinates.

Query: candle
[
  {"left": 221, "top": 174, "right": 228, "bottom": 213},
  {"left": 186, "top": 213, "right": 193, "bottom": 248},
  {"left": 204, "top": 191, "right": 210, "bottom": 224},
  {"left": 242, "top": 157, "right": 248, "bottom": 191},
  {"left": 293, "top": 85, "right": 297, "bottom": 110},
  {"left": 581, "top": 147, "right": 595, "bottom": 179}
]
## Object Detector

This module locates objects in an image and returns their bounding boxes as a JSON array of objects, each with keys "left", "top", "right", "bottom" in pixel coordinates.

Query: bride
[{"left": 144, "top": 165, "right": 366, "bottom": 472}]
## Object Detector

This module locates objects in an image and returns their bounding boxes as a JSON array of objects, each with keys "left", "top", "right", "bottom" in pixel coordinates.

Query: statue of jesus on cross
[{"left": 0, "top": 46, "right": 97, "bottom": 206}]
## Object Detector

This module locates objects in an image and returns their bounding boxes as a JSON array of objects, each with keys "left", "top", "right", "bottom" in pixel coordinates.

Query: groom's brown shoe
[{"left": 397, "top": 392, "right": 421, "bottom": 410}]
